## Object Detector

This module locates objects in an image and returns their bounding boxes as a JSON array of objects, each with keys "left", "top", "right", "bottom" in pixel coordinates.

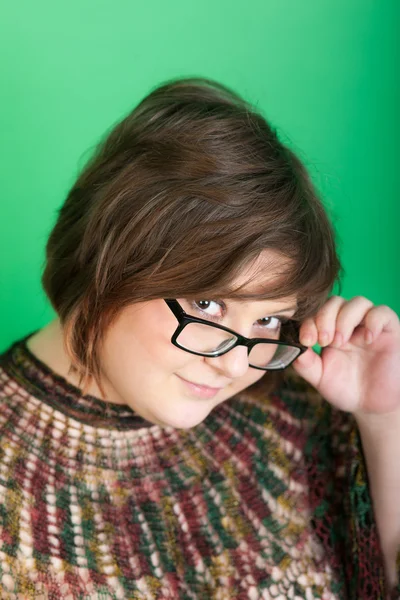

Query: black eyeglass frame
[{"left": 164, "top": 299, "right": 308, "bottom": 371}]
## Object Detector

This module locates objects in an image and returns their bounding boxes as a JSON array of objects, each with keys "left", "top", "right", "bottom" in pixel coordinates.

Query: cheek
[
  {"left": 136, "top": 325, "right": 193, "bottom": 374},
  {"left": 102, "top": 317, "right": 193, "bottom": 386},
  {"left": 231, "top": 368, "right": 266, "bottom": 394}
]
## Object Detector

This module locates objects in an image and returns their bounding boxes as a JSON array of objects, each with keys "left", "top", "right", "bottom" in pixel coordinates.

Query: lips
[
  {"left": 177, "top": 376, "right": 224, "bottom": 391},
  {"left": 176, "top": 375, "right": 226, "bottom": 399}
]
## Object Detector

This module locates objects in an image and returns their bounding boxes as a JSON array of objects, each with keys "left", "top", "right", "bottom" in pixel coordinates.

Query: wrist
[
  {"left": 354, "top": 406, "right": 400, "bottom": 592},
  {"left": 354, "top": 406, "right": 400, "bottom": 434}
]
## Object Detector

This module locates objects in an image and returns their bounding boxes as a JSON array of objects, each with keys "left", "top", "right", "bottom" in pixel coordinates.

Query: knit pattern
[{"left": 0, "top": 332, "right": 397, "bottom": 599}]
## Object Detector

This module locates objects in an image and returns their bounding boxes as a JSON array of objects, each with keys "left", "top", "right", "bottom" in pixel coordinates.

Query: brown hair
[{"left": 41, "top": 76, "right": 344, "bottom": 398}]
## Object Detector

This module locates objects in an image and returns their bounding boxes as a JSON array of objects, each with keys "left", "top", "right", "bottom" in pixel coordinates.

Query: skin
[{"left": 27, "top": 254, "right": 298, "bottom": 429}]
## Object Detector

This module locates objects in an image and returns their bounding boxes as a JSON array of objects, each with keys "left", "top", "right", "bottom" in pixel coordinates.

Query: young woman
[{"left": 0, "top": 77, "right": 399, "bottom": 599}]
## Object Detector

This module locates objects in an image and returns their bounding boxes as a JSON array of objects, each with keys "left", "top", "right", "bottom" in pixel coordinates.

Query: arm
[{"left": 355, "top": 409, "right": 400, "bottom": 594}]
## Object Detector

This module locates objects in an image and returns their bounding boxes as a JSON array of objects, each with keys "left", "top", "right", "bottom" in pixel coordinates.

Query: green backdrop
[{"left": 1, "top": 0, "right": 399, "bottom": 353}]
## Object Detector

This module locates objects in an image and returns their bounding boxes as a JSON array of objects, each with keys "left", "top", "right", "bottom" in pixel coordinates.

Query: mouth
[{"left": 176, "top": 375, "right": 225, "bottom": 399}]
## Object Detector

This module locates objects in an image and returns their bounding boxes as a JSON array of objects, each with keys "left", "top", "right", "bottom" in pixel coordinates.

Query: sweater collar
[{"left": 0, "top": 331, "right": 155, "bottom": 430}]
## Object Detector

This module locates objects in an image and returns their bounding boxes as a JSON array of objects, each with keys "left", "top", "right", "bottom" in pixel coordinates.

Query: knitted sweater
[{"left": 0, "top": 331, "right": 396, "bottom": 600}]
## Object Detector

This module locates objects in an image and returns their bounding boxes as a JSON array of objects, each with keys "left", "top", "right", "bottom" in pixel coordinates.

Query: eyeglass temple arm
[{"left": 164, "top": 299, "right": 184, "bottom": 321}]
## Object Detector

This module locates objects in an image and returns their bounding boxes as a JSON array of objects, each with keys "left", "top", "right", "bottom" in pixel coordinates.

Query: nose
[{"left": 204, "top": 344, "right": 250, "bottom": 379}]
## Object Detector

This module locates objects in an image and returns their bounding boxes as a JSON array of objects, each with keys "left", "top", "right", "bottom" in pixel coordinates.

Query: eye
[
  {"left": 256, "top": 316, "right": 288, "bottom": 330},
  {"left": 191, "top": 300, "right": 223, "bottom": 320},
  {"left": 189, "top": 300, "right": 289, "bottom": 329}
]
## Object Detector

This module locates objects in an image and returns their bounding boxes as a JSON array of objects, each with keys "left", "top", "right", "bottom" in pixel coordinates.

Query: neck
[{"left": 26, "top": 319, "right": 124, "bottom": 405}]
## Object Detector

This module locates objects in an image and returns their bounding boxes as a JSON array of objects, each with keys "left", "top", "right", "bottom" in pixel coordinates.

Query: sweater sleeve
[
  {"left": 280, "top": 368, "right": 399, "bottom": 599},
  {"left": 343, "top": 426, "right": 400, "bottom": 600}
]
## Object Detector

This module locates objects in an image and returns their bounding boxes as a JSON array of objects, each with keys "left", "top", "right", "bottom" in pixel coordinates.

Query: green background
[{"left": 1, "top": 0, "right": 399, "bottom": 352}]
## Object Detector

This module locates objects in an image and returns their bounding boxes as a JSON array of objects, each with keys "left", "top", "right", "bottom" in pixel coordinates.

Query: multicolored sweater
[{"left": 0, "top": 331, "right": 397, "bottom": 599}]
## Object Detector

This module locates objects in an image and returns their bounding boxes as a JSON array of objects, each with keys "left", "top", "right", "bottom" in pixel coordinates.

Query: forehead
[{"left": 226, "top": 251, "right": 297, "bottom": 308}]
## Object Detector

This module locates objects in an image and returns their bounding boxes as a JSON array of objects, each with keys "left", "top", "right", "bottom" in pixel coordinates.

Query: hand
[{"left": 292, "top": 295, "right": 400, "bottom": 416}]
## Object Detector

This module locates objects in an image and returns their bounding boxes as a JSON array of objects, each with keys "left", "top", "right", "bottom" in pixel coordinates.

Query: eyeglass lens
[{"left": 176, "top": 322, "right": 300, "bottom": 370}]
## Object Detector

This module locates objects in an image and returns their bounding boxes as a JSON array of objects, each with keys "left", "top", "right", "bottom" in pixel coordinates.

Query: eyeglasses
[{"left": 164, "top": 299, "right": 308, "bottom": 371}]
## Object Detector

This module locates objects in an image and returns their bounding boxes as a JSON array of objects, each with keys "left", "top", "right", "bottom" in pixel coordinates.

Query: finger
[
  {"left": 300, "top": 295, "right": 346, "bottom": 348},
  {"left": 332, "top": 296, "right": 375, "bottom": 346},
  {"left": 315, "top": 295, "right": 350, "bottom": 347},
  {"left": 362, "top": 305, "right": 400, "bottom": 344},
  {"left": 313, "top": 295, "right": 376, "bottom": 347},
  {"left": 291, "top": 344, "right": 323, "bottom": 389},
  {"left": 299, "top": 317, "right": 319, "bottom": 347}
]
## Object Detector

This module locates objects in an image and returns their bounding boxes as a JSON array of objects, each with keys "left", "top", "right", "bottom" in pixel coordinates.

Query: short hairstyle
[{"left": 41, "top": 76, "right": 343, "bottom": 398}]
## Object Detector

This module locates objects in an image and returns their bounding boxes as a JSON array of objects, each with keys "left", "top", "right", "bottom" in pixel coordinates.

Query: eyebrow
[
  {"left": 269, "top": 306, "right": 298, "bottom": 315},
  {"left": 226, "top": 299, "right": 298, "bottom": 315}
]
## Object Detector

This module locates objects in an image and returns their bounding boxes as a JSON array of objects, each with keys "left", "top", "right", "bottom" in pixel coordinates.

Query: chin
[
  {"left": 155, "top": 407, "right": 213, "bottom": 430},
  {"left": 162, "top": 416, "right": 206, "bottom": 430}
]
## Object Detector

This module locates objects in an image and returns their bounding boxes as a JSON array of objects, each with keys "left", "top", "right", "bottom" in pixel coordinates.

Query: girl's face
[{"left": 92, "top": 264, "right": 298, "bottom": 429}]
